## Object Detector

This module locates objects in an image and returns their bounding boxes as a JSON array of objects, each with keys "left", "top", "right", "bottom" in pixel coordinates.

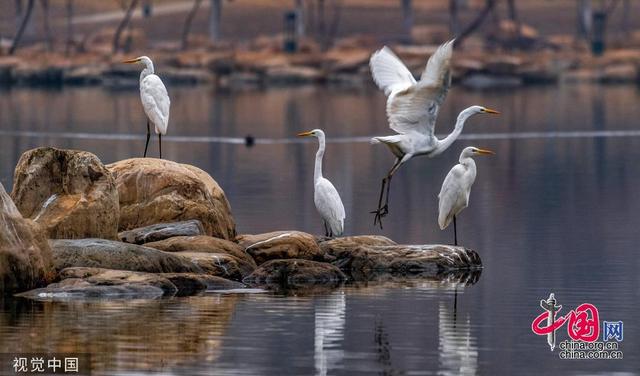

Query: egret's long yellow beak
[
  {"left": 122, "top": 58, "right": 140, "bottom": 64},
  {"left": 483, "top": 108, "right": 500, "bottom": 114},
  {"left": 297, "top": 131, "right": 314, "bottom": 137},
  {"left": 476, "top": 148, "right": 495, "bottom": 155}
]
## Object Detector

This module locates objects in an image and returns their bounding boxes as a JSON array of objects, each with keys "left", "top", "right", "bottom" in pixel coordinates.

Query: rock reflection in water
[{"left": 0, "top": 294, "right": 238, "bottom": 374}]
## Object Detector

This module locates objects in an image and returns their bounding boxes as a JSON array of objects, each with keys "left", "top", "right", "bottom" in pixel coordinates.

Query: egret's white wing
[
  {"left": 369, "top": 46, "right": 416, "bottom": 97},
  {"left": 437, "top": 164, "right": 471, "bottom": 230},
  {"left": 314, "top": 178, "right": 346, "bottom": 236},
  {"left": 386, "top": 40, "right": 454, "bottom": 136},
  {"left": 141, "top": 74, "right": 170, "bottom": 135}
]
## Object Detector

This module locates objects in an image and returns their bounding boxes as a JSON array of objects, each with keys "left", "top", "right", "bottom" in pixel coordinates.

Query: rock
[
  {"left": 59, "top": 267, "right": 177, "bottom": 294},
  {"left": 62, "top": 65, "right": 105, "bottom": 85},
  {"left": 10, "top": 147, "right": 119, "bottom": 240},
  {"left": 561, "top": 69, "right": 602, "bottom": 83},
  {"left": 50, "top": 238, "right": 202, "bottom": 274},
  {"left": 319, "top": 235, "right": 396, "bottom": 252},
  {"left": 106, "top": 158, "right": 236, "bottom": 240},
  {"left": 159, "top": 273, "right": 245, "bottom": 293},
  {"left": 172, "top": 252, "right": 255, "bottom": 281},
  {"left": 244, "top": 259, "right": 346, "bottom": 287},
  {"left": 145, "top": 235, "right": 256, "bottom": 267},
  {"left": 237, "top": 231, "right": 325, "bottom": 265},
  {"left": 0, "top": 183, "right": 54, "bottom": 293},
  {"left": 265, "top": 66, "right": 323, "bottom": 85},
  {"left": 601, "top": 64, "right": 638, "bottom": 83},
  {"left": 322, "top": 243, "right": 482, "bottom": 281},
  {"left": 118, "top": 220, "right": 206, "bottom": 245}
]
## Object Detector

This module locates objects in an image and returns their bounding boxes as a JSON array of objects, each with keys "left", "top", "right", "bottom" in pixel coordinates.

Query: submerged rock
[
  {"left": 171, "top": 252, "right": 255, "bottom": 281},
  {"left": 0, "top": 183, "right": 54, "bottom": 293},
  {"left": 118, "top": 220, "right": 206, "bottom": 245},
  {"left": 145, "top": 235, "right": 256, "bottom": 267},
  {"left": 244, "top": 259, "right": 346, "bottom": 287},
  {"left": 237, "top": 231, "right": 325, "bottom": 265},
  {"left": 107, "top": 158, "right": 236, "bottom": 240},
  {"left": 159, "top": 273, "right": 245, "bottom": 293},
  {"left": 50, "top": 238, "right": 201, "bottom": 274},
  {"left": 320, "top": 240, "right": 482, "bottom": 281},
  {"left": 10, "top": 147, "right": 119, "bottom": 239}
]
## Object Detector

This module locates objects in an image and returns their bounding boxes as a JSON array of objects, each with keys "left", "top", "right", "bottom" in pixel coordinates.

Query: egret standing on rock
[
  {"left": 124, "top": 56, "right": 170, "bottom": 159},
  {"left": 438, "top": 146, "right": 494, "bottom": 246},
  {"left": 369, "top": 40, "right": 499, "bottom": 227},
  {"left": 298, "top": 129, "right": 346, "bottom": 237}
]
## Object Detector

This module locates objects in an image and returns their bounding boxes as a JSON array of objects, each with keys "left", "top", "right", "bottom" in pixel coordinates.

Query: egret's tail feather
[{"left": 370, "top": 137, "right": 382, "bottom": 145}]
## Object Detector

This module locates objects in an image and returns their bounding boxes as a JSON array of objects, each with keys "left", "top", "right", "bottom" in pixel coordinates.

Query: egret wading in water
[
  {"left": 438, "top": 146, "right": 495, "bottom": 246},
  {"left": 123, "top": 56, "right": 170, "bottom": 159},
  {"left": 297, "top": 129, "right": 346, "bottom": 237},
  {"left": 369, "top": 40, "right": 499, "bottom": 228}
]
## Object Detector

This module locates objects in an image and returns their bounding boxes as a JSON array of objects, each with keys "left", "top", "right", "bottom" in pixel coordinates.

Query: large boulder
[
  {"left": 49, "top": 238, "right": 202, "bottom": 274},
  {"left": 0, "top": 183, "right": 54, "bottom": 293},
  {"left": 319, "top": 239, "right": 482, "bottom": 281},
  {"left": 10, "top": 147, "right": 119, "bottom": 239},
  {"left": 244, "top": 259, "right": 346, "bottom": 288},
  {"left": 107, "top": 158, "right": 235, "bottom": 240},
  {"left": 237, "top": 231, "right": 325, "bottom": 265},
  {"left": 119, "top": 220, "right": 206, "bottom": 245},
  {"left": 145, "top": 235, "right": 256, "bottom": 267}
]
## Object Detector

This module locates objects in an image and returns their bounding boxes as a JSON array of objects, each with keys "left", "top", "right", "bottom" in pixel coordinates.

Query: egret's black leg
[
  {"left": 158, "top": 134, "right": 162, "bottom": 159},
  {"left": 324, "top": 221, "right": 329, "bottom": 237},
  {"left": 371, "top": 157, "right": 402, "bottom": 228},
  {"left": 371, "top": 177, "right": 387, "bottom": 228},
  {"left": 453, "top": 215, "right": 458, "bottom": 246},
  {"left": 143, "top": 120, "right": 151, "bottom": 158}
]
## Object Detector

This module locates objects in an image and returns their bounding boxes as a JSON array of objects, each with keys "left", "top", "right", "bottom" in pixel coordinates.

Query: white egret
[
  {"left": 298, "top": 129, "right": 346, "bottom": 237},
  {"left": 123, "top": 56, "right": 170, "bottom": 159},
  {"left": 369, "top": 40, "right": 499, "bottom": 227},
  {"left": 438, "top": 146, "right": 494, "bottom": 245}
]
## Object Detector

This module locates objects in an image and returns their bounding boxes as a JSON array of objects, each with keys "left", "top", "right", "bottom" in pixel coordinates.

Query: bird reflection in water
[{"left": 314, "top": 291, "right": 346, "bottom": 376}]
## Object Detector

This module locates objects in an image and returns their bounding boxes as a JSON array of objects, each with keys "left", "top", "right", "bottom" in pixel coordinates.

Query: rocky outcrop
[
  {"left": 171, "top": 252, "right": 255, "bottom": 281},
  {"left": 10, "top": 147, "right": 119, "bottom": 239},
  {"left": 244, "top": 259, "right": 346, "bottom": 287},
  {"left": 49, "top": 238, "right": 202, "bottom": 274},
  {"left": 319, "top": 239, "right": 482, "bottom": 280},
  {"left": 237, "top": 231, "right": 325, "bottom": 265},
  {"left": 107, "top": 158, "right": 236, "bottom": 240},
  {"left": 0, "top": 183, "right": 54, "bottom": 293},
  {"left": 159, "top": 273, "right": 245, "bottom": 294},
  {"left": 118, "top": 220, "right": 206, "bottom": 245},
  {"left": 145, "top": 235, "right": 256, "bottom": 267}
]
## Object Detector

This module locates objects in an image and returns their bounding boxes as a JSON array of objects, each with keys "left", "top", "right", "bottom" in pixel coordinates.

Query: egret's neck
[
  {"left": 460, "top": 155, "right": 477, "bottom": 175},
  {"left": 314, "top": 135, "right": 325, "bottom": 183},
  {"left": 140, "top": 60, "right": 155, "bottom": 83},
  {"left": 435, "top": 109, "right": 474, "bottom": 155}
]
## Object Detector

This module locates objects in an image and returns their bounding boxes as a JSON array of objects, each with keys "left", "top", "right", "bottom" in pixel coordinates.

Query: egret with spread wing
[
  {"left": 124, "top": 56, "right": 170, "bottom": 159},
  {"left": 369, "top": 40, "right": 499, "bottom": 227},
  {"left": 438, "top": 146, "right": 494, "bottom": 245},
  {"left": 298, "top": 129, "right": 346, "bottom": 237}
]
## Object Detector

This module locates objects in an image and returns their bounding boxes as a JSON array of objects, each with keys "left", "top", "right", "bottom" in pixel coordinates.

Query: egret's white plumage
[
  {"left": 124, "top": 55, "right": 170, "bottom": 158},
  {"left": 368, "top": 40, "right": 499, "bottom": 227},
  {"left": 438, "top": 146, "right": 494, "bottom": 245},
  {"left": 298, "top": 129, "right": 346, "bottom": 237}
]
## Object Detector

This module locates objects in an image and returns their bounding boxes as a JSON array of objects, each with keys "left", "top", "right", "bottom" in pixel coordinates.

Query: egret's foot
[{"left": 370, "top": 205, "right": 389, "bottom": 229}]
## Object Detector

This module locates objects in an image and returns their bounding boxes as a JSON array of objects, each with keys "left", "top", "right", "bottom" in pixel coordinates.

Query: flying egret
[
  {"left": 297, "top": 129, "right": 346, "bottom": 237},
  {"left": 438, "top": 146, "right": 494, "bottom": 246},
  {"left": 369, "top": 40, "right": 499, "bottom": 227},
  {"left": 123, "top": 56, "right": 170, "bottom": 159}
]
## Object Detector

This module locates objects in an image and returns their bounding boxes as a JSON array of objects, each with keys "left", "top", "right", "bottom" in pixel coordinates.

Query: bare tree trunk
[
  {"left": 621, "top": 0, "right": 630, "bottom": 35},
  {"left": 182, "top": 0, "right": 203, "bottom": 50},
  {"left": 506, "top": 0, "right": 518, "bottom": 22},
  {"left": 449, "top": 0, "right": 459, "bottom": 35},
  {"left": 401, "top": 0, "right": 413, "bottom": 44},
  {"left": 295, "top": 0, "right": 306, "bottom": 38},
  {"left": 455, "top": 0, "right": 496, "bottom": 48},
  {"left": 15, "top": 0, "right": 24, "bottom": 28},
  {"left": 10, "top": 0, "right": 35, "bottom": 54},
  {"left": 113, "top": 0, "right": 139, "bottom": 53},
  {"left": 40, "top": 0, "right": 52, "bottom": 51},
  {"left": 317, "top": 0, "right": 326, "bottom": 46},
  {"left": 577, "top": 0, "right": 592, "bottom": 40},
  {"left": 209, "top": 0, "right": 222, "bottom": 42},
  {"left": 325, "top": 0, "right": 342, "bottom": 50},
  {"left": 65, "top": 0, "right": 73, "bottom": 55}
]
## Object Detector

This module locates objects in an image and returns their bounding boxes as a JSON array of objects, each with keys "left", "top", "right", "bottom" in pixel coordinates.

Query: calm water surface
[{"left": 0, "top": 84, "right": 639, "bottom": 375}]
